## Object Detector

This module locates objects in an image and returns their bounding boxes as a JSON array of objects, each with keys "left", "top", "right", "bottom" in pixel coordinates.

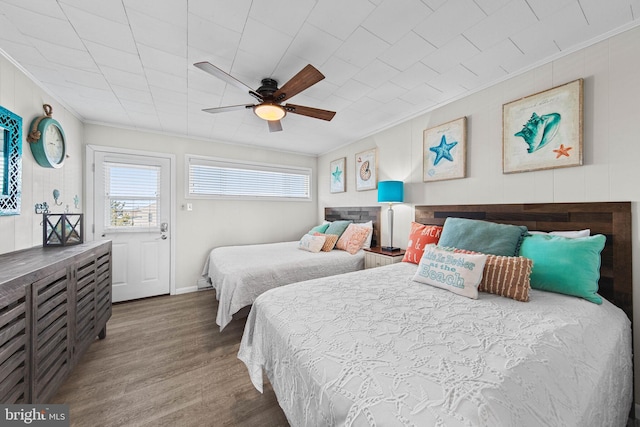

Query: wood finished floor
[{"left": 52, "top": 290, "right": 289, "bottom": 427}]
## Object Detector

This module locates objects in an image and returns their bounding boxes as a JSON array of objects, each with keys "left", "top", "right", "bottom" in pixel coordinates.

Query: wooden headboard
[
  {"left": 415, "top": 202, "right": 632, "bottom": 321},
  {"left": 324, "top": 206, "right": 381, "bottom": 248}
]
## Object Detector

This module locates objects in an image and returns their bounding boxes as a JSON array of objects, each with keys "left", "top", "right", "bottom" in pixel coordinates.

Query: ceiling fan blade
[
  {"left": 273, "top": 64, "right": 325, "bottom": 102},
  {"left": 202, "top": 104, "right": 253, "bottom": 114},
  {"left": 268, "top": 120, "right": 283, "bottom": 132},
  {"left": 285, "top": 104, "right": 336, "bottom": 121},
  {"left": 194, "top": 62, "right": 262, "bottom": 100}
]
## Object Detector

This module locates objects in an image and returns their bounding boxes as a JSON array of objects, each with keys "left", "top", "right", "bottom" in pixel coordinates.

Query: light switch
[{"left": 186, "top": 203, "right": 193, "bottom": 211}]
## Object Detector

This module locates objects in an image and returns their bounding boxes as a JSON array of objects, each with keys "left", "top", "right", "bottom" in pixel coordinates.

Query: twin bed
[
  {"left": 199, "top": 207, "right": 381, "bottom": 330},
  {"left": 236, "top": 202, "right": 633, "bottom": 426}
]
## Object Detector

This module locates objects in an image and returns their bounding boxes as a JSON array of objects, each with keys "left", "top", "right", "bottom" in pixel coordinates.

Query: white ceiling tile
[
  {"left": 510, "top": 21, "right": 560, "bottom": 61},
  {"left": 188, "top": 15, "right": 242, "bottom": 63},
  {"left": 287, "top": 24, "right": 343, "bottom": 66},
  {"left": 421, "top": 35, "right": 480, "bottom": 73},
  {"left": 391, "top": 61, "right": 439, "bottom": 90},
  {"left": 420, "top": 0, "right": 446, "bottom": 10},
  {"left": 249, "top": 0, "right": 316, "bottom": 37},
  {"left": 353, "top": 60, "right": 400, "bottom": 87},
  {"left": 100, "top": 66, "right": 149, "bottom": 91},
  {"left": 62, "top": 4, "right": 137, "bottom": 53},
  {"left": 334, "top": 27, "right": 390, "bottom": 68},
  {"left": 336, "top": 79, "right": 374, "bottom": 102},
  {"left": 307, "top": 0, "right": 376, "bottom": 41},
  {"left": 414, "top": 0, "right": 486, "bottom": 48},
  {"left": 579, "top": 0, "right": 634, "bottom": 31},
  {"left": 60, "top": 0, "right": 128, "bottom": 24},
  {"left": 145, "top": 69, "right": 187, "bottom": 93},
  {"left": 124, "top": 0, "right": 186, "bottom": 26},
  {"left": 151, "top": 86, "right": 188, "bottom": 107},
  {"left": 188, "top": 0, "right": 251, "bottom": 33},
  {"left": 464, "top": 0, "right": 538, "bottom": 50},
  {"left": 0, "top": 39, "right": 47, "bottom": 68},
  {"left": 31, "top": 39, "right": 97, "bottom": 71},
  {"left": 120, "top": 98, "right": 156, "bottom": 114},
  {"left": 525, "top": 0, "right": 575, "bottom": 20},
  {"left": 128, "top": 9, "right": 187, "bottom": 57},
  {"left": 379, "top": 31, "right": 436, "bottom": 71},
  {"left": 112, "top": 85, "right": 153, "bottom": 104},
  {"left": 367, "top": 81, "right": 410, "bottom": 103},
  {"left": 2, "top": 0, "right": 67, "bottom": 19},
  {"left": 346, "top": 96, "right": 384, "bottom": 115},
  {"left": 236, "top": 18, "right": 291, "bottom": 76},
  {"left": 362, "top": 0, "right": 432, "bottom": 44},
  {"left": 399, "top": 82, "right": 442, "bottom": 105},
  {"left": 472, "top": 0, "right": 511, "bottom": 15},
  {"left": 536, "top": 2, "right": 589, "bottom": 50},
  {"left": 84, "top": 41, "right": 144, "bottom": 74},
  {"left": 138, "top": 45, "right": 186, "bottom": 77},
  {"left": 321, "top": 57, "right": 361, "bottom": 86}
]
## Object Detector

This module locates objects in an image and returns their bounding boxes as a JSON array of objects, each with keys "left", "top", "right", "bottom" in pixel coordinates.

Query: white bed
[
  {"left": 200, "top": 241, "right": 365, "bottom": 330},
  {"left": 238, "top": 262, "right": 632, "bottom": 427},
  {"left": 238, "top": 202, "right": 634, "bottom": 426},
  {"left": 198, "top": 206, "right": 381, "bottom": 330}
]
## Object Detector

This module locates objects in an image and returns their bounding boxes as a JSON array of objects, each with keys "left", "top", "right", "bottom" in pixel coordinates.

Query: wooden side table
[{"left": 364, "top": 247, "right": 406, "bottom": 269}]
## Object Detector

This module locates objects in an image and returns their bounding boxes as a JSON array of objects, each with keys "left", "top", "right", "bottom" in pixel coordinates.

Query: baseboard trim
[{"left": 174, "top": 286, "right": 198, "bottom": 295}]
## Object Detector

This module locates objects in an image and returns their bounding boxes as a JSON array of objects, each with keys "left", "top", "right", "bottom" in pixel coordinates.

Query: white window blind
[
  {"left": 104, "top": 162, "right": 161, "bottom": 229},
  {"left": 187, "top": 155, "right": 311, "bottom": 200}
]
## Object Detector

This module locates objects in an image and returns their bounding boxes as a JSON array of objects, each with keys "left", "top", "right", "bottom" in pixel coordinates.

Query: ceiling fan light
[{"left": 254, "top": 104, "right": 285, "bottom": 121}]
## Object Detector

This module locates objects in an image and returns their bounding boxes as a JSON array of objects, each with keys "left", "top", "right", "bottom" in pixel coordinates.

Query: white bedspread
[
  {"left": 200, "top": 241, "right": 364, "bottom": 330},
  {"left": 238, "top": 262, "right": 632, "bottom": 427}
]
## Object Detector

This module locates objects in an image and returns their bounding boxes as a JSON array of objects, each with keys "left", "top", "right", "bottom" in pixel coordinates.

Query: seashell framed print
[
  {"left": 423, "top": 117, "right": 466, "bottom": 182},
  {"left": 503, "top": 79, "right": 583, "bottom": 174},
  {"left": 355, "top": 148, "right": 377, "bottom": 191},
  {"left": 330, "top": 157, "right": 346, "bottom": 193}
]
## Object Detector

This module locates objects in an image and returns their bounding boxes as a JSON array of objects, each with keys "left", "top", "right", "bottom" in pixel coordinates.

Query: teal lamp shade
[
  {"left": 378, "top": 181, "right": 404, "bottom": 251},
  {"left": 378, "top": 181, "right": 404, "bottom": 203}
]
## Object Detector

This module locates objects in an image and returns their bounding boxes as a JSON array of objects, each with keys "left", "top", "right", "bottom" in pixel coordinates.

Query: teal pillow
[
  {"left": 308, "top": 223, "right": 330, "bottom": 234},
  {"left": 438, "top": 217, "right": 528, "bottom": 256},
  {"left": 324, "top": 220, "right": 352, "bottom": 238},
  {"left": 519, "top": 234, "right": 605, "bottom": 304}
]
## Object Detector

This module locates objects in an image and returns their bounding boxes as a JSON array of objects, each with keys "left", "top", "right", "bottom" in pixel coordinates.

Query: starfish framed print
[
  {"left": 330, "top": 157, "right": 346, "bottom": 193},
  {"left": 355, "top": 148, "right": 377, "bottom": 191},
  {"left": 423, "top": 117, "right": 466, "bottom": 182},
  {"left": 503, "top": 79, "right": 583, "bottom": 173}
]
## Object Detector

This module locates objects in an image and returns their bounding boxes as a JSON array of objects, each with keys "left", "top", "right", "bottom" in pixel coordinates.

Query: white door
[{"left": 92, "top": 150, "right": 172, "bottom": 302}]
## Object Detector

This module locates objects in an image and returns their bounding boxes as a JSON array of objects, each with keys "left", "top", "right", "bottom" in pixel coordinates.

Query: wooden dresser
[{"left": 0, "top": 241, "right": 112, "bottom": 404}]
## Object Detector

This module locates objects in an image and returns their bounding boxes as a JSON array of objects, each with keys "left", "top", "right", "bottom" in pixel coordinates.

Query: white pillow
[
  {"left": 413, "top": 244, "right": 488, "bottom": 299},
  {"left": 529, "top": 229, "right": 590, "bottom": 238},
  {"left": 298, "top": 234, "right": 326, "bottom": 253},
  {"left": 359, "top": 220, "right": 374, "bottom": 249}
]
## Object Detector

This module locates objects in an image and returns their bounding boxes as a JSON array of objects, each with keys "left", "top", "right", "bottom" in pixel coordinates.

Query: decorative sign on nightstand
[
  {"left": 43, "top": 213, "right": 83, "bottom": 247},
  {"left": 364, "top": 247, "right": 406, "bottom": 269}
]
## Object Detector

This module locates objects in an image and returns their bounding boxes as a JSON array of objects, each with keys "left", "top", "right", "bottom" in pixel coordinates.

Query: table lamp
[{"left": 377, "top": 180, "right": 404, "bottom": 251}]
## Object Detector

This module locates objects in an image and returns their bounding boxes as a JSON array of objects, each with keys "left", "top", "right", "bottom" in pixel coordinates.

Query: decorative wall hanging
[
  {"left": 503, "top": 79, "right": 583, "bottom": 173},
  {"left": 330, "top": 157, "right": 346, "bottom": 193},
  {"left": 355, "top": 148, "right": 377, "bottom": 191},
  {"left": 423, "top": 117, "right": 466, "bottom": 182},
  {"left": 0, "top": 105, "right": 22, "bottom": 216},
  {"left": 43, "top": 213, "right": 83, "bottom": 247},
  {"left": 27, "top": 104, "right": 66, "bottom": 168}
]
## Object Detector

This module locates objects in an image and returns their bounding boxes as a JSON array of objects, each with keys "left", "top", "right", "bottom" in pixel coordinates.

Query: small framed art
[
  {"left": 503, "top": 79, "right": 583, "bottom": 174},
  {"left": 355, "top": 148, "right": 377, "bottom": 191},
  {"left": 330, "top": 157, "right": 346, "bottom": 193},
  {"left": 423, "top": 117, "right": 466, "bottom": 182}
]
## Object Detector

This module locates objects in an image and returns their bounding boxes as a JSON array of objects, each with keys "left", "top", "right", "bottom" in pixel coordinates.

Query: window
[
  {"left": 187, "top": 155, "right": 311, "bottom": 200},
  {"left": 104, "top": 162, "right": 161, "bottom": 230}
]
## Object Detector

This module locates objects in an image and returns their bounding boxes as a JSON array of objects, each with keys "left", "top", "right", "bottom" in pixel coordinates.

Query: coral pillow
[
  {"left": 336, "top": 223, "right": 371, "bottom": 255},
  {"left": 402, "top": 222, "right": 443, "bottom": 264},
  {"left": 314, "top": 232, "right": 339, "bottom": 251}
]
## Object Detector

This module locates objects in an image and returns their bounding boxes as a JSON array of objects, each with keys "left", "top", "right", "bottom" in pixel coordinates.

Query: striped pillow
[
  {"left": 454, "top": 248, "right": 532, "bottom": 302},
  {"left": 314, "top": 233, "right": 339, "bottom": 252}
]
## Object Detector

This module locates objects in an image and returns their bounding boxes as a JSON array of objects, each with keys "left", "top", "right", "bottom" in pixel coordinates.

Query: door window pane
[{"left": 104, "top": 163, "right": 160, "bottom": 230}]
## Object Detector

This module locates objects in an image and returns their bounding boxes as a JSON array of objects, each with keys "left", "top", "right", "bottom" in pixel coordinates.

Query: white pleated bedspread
[
  {"left": 200, "top": 241, "right": 364, "bottom": 330},
  {"left": 239, "top": 262, "right": 632, "bottom": 427}
]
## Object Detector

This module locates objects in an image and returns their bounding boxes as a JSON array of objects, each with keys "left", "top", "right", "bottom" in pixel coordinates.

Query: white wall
[
  {"left": 83, "top": 124, "right": 318, "bottom": 293},
  {"left": 319, "top": 25, "right": 640, "bottom": 404},
  {"left": 0, "top": 55, "right": 84, "bottom": 254}
]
